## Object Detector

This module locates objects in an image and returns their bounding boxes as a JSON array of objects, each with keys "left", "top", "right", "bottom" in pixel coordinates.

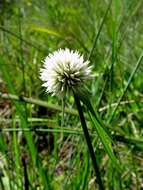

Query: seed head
[{"left": 40, "top": 48, "right": 92, "bottom": 96}]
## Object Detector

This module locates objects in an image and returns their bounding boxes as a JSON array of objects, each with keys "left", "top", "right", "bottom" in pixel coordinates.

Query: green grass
[{"left": 0, "top": 0, "right": 143, "bottom": 189}]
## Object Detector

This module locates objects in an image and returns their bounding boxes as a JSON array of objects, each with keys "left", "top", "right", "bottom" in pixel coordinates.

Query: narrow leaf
[
  {"left": 31, "top": 26, "right": 62, "bottom": 38},
  {"left": 76, "top": 90, "right": 120, "bottom": 169}
]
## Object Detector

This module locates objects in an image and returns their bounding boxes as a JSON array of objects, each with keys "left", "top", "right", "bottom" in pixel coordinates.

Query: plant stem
[
  {"left": 22, "top": 155, "right": 29, "bottom": 190},
  {"left": 74, "top": 94, "right": 104, "bottom": 190}
]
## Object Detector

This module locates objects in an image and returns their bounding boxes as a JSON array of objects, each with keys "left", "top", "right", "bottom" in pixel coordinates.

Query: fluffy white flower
[{"left": 40, "top": 48, "right": 92, "bottom": 96}]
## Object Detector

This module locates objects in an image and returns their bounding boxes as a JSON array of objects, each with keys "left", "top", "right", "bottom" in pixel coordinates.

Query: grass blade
[
  {"left": 108, "top": 50, "right": 143, "bottom": 123},
  {"left": 74, "top": 93, "right": 104, "bottom": 190},
  {"left": 0, "top": 57, "right": 50, "bottom": 189},
  {"left": 77, "top": 91, "right": 120, "bottom": 168},
  {"left": 88, "top": 0, "right": 112, "bottom": 60}
]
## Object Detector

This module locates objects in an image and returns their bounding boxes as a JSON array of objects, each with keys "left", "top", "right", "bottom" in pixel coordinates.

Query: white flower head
[{"left": 40, "top": 48, "right": 92, "bottom": 96}]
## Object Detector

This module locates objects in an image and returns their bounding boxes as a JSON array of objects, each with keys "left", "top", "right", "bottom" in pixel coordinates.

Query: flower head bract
[{"left": 40, "top": 48, "right": 92, "bottom": 96}]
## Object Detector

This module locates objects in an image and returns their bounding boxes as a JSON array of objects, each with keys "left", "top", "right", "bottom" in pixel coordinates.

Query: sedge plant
[{"left": 40, "top": 48, "right": 118, "bottom": 189}]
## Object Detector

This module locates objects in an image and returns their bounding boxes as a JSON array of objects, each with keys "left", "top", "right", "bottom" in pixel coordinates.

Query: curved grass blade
[
  {"left": 76, "top": 90, "right": 120, "bottom": 169},
  {"left": 108, "top": 49, "right": 143, "bottom": 123},
  {"left": 88, "top": 112, "right": 118, "bottom": 168},
  {"left": 31, "top": 26, "right": 62, "bottom": 38}
]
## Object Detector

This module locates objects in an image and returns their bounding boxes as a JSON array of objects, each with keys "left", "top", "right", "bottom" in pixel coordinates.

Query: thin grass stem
[
  {"left": 0, "top": 26, "right": 46, "bottom": 52},
  {"left": 1, "top": 92, "right": 143, "bottom": 115},
  {"left": 88, "top": 0, "right": 112, "bottom": 60},
  {"left": 74, "top": 93, "right": 104, "bottom": 190},
  {"left": 108, "top": 50, "right": 143, "bottom": 123}
]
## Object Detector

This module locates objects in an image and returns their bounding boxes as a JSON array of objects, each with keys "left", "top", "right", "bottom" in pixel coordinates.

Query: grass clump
[{"left": 0, "top": 0, "right": 143, "bottom": 189}]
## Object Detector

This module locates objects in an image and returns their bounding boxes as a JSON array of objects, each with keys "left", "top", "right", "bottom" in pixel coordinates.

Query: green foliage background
[{"left": 0, "top": 0, "right": 143, "bottom": 189}]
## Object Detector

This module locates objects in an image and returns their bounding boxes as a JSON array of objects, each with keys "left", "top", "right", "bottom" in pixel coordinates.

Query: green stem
[
  {"left": 74, "top": 94, "right": 104, "bottom": 190},
  {"left": 61, "top": 97, "right": 65, "bottom": 128},
  {"left": 60, "top": 97, "right": 65, "bottom": 143},
  {"left": 0, "top": 176, "right": 5, "bottom": 190}
]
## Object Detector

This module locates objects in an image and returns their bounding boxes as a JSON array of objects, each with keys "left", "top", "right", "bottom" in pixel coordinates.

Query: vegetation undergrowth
[{"left": 0, "top": 0, "right": 143, "bottom": 189}]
